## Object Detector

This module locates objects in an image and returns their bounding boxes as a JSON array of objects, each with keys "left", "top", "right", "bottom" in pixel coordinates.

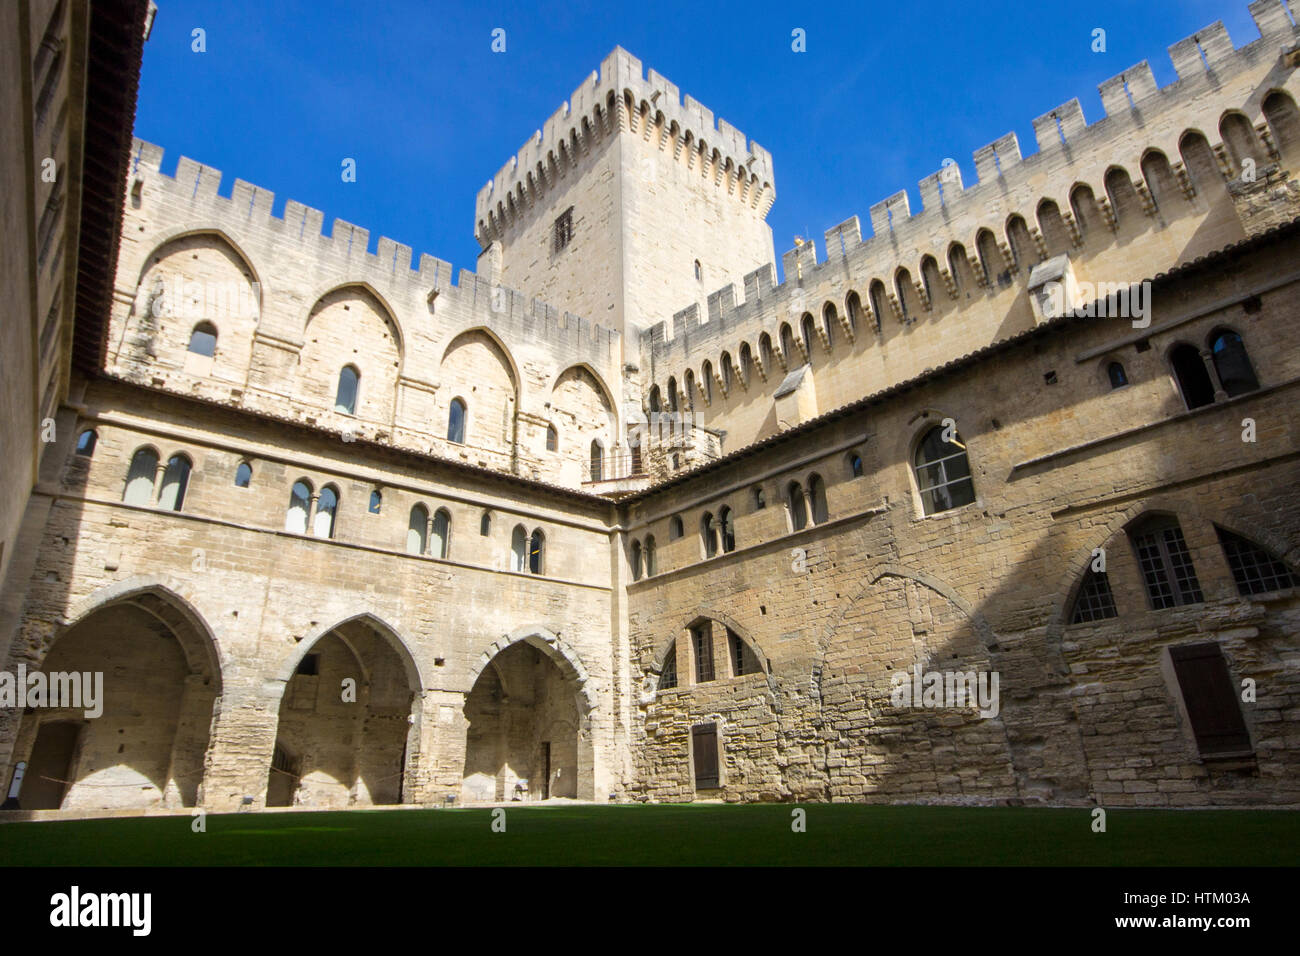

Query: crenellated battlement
[
  {"left": 473, "top": 46, "right": 776, "bottom": 246},
  {"left": 642, "top": 0, "right": 1300, "bottom": 371},
  {"left": 126, "top": 138, "right": 620, "bottom": 357}
]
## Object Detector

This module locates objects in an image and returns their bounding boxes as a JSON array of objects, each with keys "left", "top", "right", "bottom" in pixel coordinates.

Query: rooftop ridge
[
  {"left": 473, "top": 46, "right": 775, "bottom": 241},
  {"left": 642, "top": 0, "right": 1299, "bottom": 358},
  {"left": 127, "top": 137, "right": 621, "bottom": 355}
]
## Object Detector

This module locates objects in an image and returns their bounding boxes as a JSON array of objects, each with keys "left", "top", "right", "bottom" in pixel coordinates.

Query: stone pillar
[
  {"left": 199, "top": 676, "right": 284, "bottom": 811},
  {"left": 1201, "top": 347, "right": 1229, "bottom": 402},
  {"left": 162, "top": 673, "right": 220, "bottom": 808}
]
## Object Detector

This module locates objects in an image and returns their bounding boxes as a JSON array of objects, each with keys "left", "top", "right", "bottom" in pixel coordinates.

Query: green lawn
[{"left": 0, "top": 804, "right": 1295, "bottom": 866}]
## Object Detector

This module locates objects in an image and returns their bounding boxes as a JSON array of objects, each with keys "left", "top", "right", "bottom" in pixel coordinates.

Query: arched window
[
  {"left": 667, "top": 376, "right": 679, "bottom": 413},
  {"left": 1107, "top": 362, "right": 1128, "bottom": 388},
  {"left": 1263, "top": 89, "right": 1300, "bottom": 164},
  {"left": 694, "top": 259, "right": 702, "bottom": 281},
  {"left": 368, "top": 490, "right": 382, "bottom": 514},
  {"left": 545, "top": 424, "right": 558, "bottom": 452},
  {"left": 800, "top": 313, "right": 816, "bottom": 355},
  {"left": 1006, "top": 215, "right": 1036, "bottom": 269},
  {"left": 407, "top": 504, "right": 429, "bottom": 555},
  {"left": 720, "top": 353, "right": 733, "bottom": 391},
  {"left": 631, "top": 540, "right": 643, "bottom": 581},
  {"left": 780, "top": 323, "right": 797, "bottom": 364},
  {"left": 431, "top": 508, "right": 450, "bottom": 559},
  {"left": 808, "top": 474, "right": 828, "bottom": 524},
  {"left": 1104, "top": 167, "right": 1144, "bottom": 234},
  {"left": 738, "top": 344, "right": 753, "bottom": 383},
  {"left": 669, "top": 515, "right": 684, "bottom": 540},
  {"left": 1170, "top": 343, "right": 1215, "bottom": 409},
  {"left": 845, "top": 291, "right": 864, "bottom": 332},
  {"left": 590, "top": 440, "right": 603, "bottom": 482},
  {"left": 684, "top": 370, "right": 696, "bottom": 409},
  {"left": 1070, "top": 183, "right": 1104, "bottom": 239},
  {"left": 1128, "top": 515, "right": 1202, "bottom": 608},
  {"left": 701, "top": 512, "right": 719, "bottom": 558},
  {"left": 644, "top": 535, "right": 657, "bottom": 576},
  {"left": 235, "top": 461, "right": 253, "bottom": 487},
  {"left": 1070, "top": 566, "right": 1118, "bottom": 623},
  {"left": 75, "top": 429, "right": 97, "bottom": 456},
  {"left": 847, "top": 453, "right": 863, "bottom": 478},
  {"left": 285, "top": 480, "right": 313, "bottom": 534},
  {"left": 123, "top": 447, "right": 159, "bottom": 506},
  {"left": 719, "top": 506, "right": 735, "bottom": 553},
  {"left": 648, "top": 386, "right": 662, "bottom": 415},
  {"left": 700, "top": 361, "right": 713, "bottom": 403},
  {"left": 976, "top": 229, "right": 1004, "bottom": 286},
  {"left": 188, "top": 322, "right": 217, "bottom": 357},
  {"left": 335, "top": 365, "right": 359, "bottom": 415},
  {"left": 314, "top": 485, "right": 339, "bottom": 538},
  {"left": 1140, "top": 151, "right": 1181, "bottom": 214},
  {"left": 914, "top": 425, "right": 975, "bottom": 515},
  {"left": 658, "top": 642, "right": 678, "bottom": 691},
  {"left": 920, "top": 256, "right": 942, "bottom": 308},
  {"left": 948, "top": 242, "right": 976, "bottom": 293},
  {"left": 1219, "top": 111, "right": 1266, "bottom": 174},
  {"left": 480, "top": 511, "right": 492, "bottom": 536},
  {"left": 1036, "top": 200, "right": 1072, "bottom": 257},
  {"left": 1217, "top": 526, "right": 1297, "bottom": 595},
  {"left": 511, "top": 524, "right": 527, "bottom": 572},
  {"left": 529, "top": 529, "right": 545, "bottom": 574},
  {"left": 869, "top": 279, "right": 889, "bottom": 330},
  {"left": 752, "top": 485, "right": 766, "bottom": 510},
  {"left": 759, "top": 334, "right": 774, "bottom": 370},
  {"left": 1179, "top": 131, "right": 1228, "bottom": 201},
  {"left": 157, "top": 455, "right": 191, "bottom": 511},
  {"left": 447, "top": 397, "right": 467, "bottom": 444},
  {"left": 1209, "top": 329, "right": 1259, "bottom": 397},
  {"left": 787, "top": 482, "right": 808, "bottom": 531}
]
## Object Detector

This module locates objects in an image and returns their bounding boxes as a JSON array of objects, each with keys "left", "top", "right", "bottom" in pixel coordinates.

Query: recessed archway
[
  {"left": 266, "top": 614, "right": 422, "bottom": 808},
  {"left": 461, "top": 628, "right": 594, "bottom": 802},
  {"left": 10, "top": 585, "right": 222, "bottom": 811}
]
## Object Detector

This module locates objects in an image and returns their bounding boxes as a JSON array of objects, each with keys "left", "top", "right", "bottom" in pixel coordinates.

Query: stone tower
[{"left": 473, "top": 47, "right": 777, "bottom": 345}]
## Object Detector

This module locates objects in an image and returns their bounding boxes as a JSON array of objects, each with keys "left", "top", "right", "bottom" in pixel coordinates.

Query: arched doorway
[
  {"left": 267, "top": 616, "right": 421, "bottom": 808},
  {"left": 10, "top": 588, "right": 222, "bottom": 810},
  {"left": 461, "top": 637, "right": 590, "bottom": 802}
]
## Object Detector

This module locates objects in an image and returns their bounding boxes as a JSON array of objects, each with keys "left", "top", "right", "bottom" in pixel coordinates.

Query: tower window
[
  {"left": 1107, "top": 361, "right": 1128, "bottom": 389},
  {"left": 553, "top": 208, "right": 574, "bottom": 252}
]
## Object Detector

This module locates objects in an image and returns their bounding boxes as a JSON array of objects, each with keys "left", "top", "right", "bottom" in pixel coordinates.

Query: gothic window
[
  {"left": 75, "top": 429, "right": 97, "bottom": 456},
  {"left": 788, "top": 481, "right": 808, "bottom": 531},
  {"left": 157, "top": 454, "right": 191, "bottom": 511},
  {"left": 643, "top": 535, "right": 657, "bottom": 576},
  {"left": 480, "top": 511, "right": 492, "bottom": 536},
  {"left": 590, "top": 440, "right": 603, "bottom": 482},
  {"left": 368, "top": 490, "right": 382, "bottom": 514},
  {"left": 286, "top": 480, "right": 313, "bottom": 534},
  {"left": 1128, "top": 516, "right": 1203, "bottom": 609},
  {"left": 335, "top": 365, "right": 359, "bottom": 415},
  {"left": 235, "top": 461, "right": 252, "bottom": 487},
  {"left": 914, "top": 425, "right": 975, "bottom": 515},
  {"left": 659, "top": 643, "right": 677, "bottom": 691},
  {"left": 631, "top": 540, "right": 643, "bottom": 581},
  {"left": 314, "top": 485, "right": 339, "bottom": 539},
  {"left": 847, "top": 453, "right": 863, "bottom": 478},
  {"left": 669, "top": 515, "right": 683, "bottom": 540},
  {"left": 123, "top": 447, "right": 159, "bottom": 506},
  {"left": 1209, "top": 329, "right": 1259, "bottom": 397},
  {"left": 432, "top": 508, "right": 451, "bottom": 559},
  {"left": 701, "top": 512, "right": 719, "bottom": 558},
  {"left": 808, "top": 474, "right": 828, "bottom": 524},
  {"left": 1070, "top": 567, "right": 1118, "bottom": 623},
  {"left": 447, "top": 398, "right": 467, "bottom": 444},
  {"left": 529, "top": 529, "right": 545, "bottom": 575},
  {"left": 511, "top": 524, "right": 527, "bottom": 572},
  {"left": 719, "top": 506, "right": 735, "bottom": 553},
  {"left": 1217, "top": 527, "right": 1297, "bottom": 595},
  {"left": 407, "top": 504, "right": 428, "bottom": 555},
  {"left": 546, "top": 424, "right": 558, "bottom": 452},
  {"left": 1107, "top": 361, "right": 1128, "bottom": 389}
]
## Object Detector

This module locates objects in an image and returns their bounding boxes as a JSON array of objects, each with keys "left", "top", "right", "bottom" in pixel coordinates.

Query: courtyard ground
[{"left": 0, "top": 804, "right": 1296, "bottom": 866}]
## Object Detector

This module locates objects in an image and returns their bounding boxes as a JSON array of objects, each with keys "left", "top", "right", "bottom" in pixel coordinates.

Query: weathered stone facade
[{"left": 3, "top": 3, "right": 1300, "bottom": 813}]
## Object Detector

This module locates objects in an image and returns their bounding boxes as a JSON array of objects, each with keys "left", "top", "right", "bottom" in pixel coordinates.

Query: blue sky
[{"left": 136, "top": 0, "right": 1263, "bottom": 284}]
